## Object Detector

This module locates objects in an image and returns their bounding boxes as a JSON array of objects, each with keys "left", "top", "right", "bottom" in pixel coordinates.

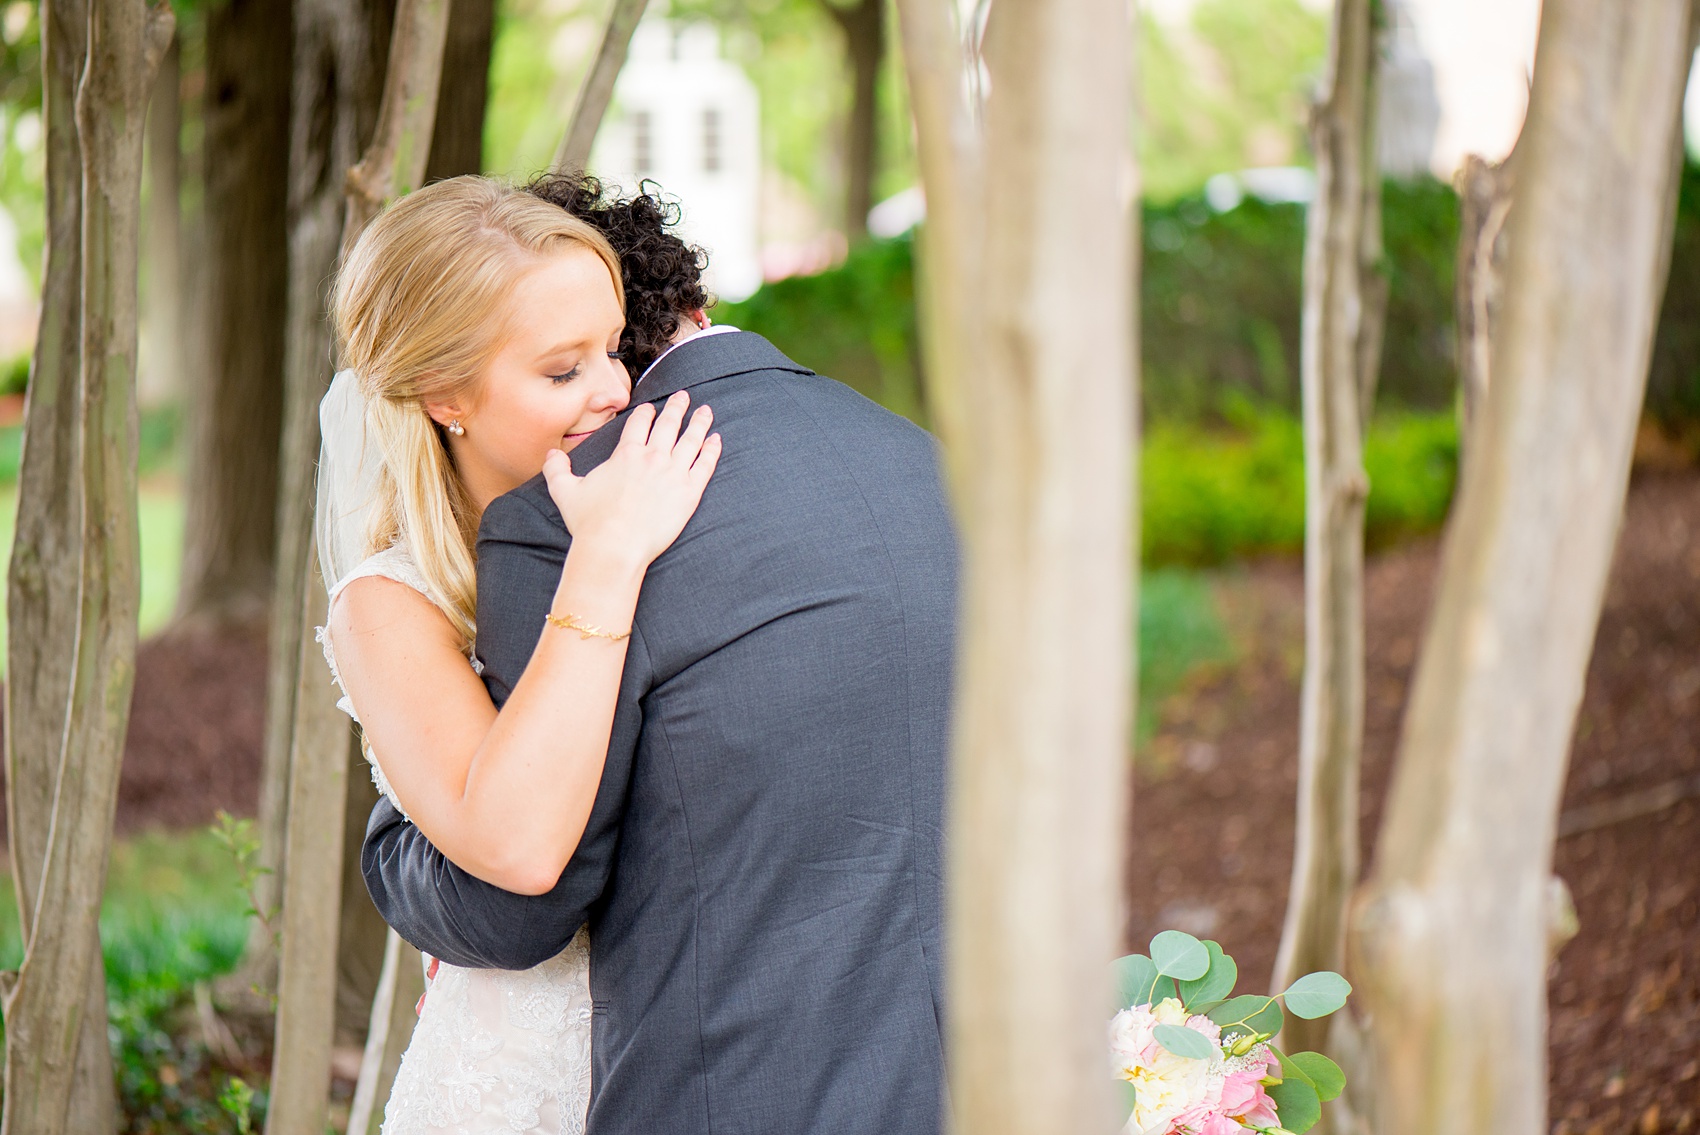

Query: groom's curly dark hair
[{"left": 525, "top": 172, "right": 712, "bottom": 381}]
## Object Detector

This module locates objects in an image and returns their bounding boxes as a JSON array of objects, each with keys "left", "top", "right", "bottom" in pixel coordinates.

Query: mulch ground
[
  {"left": 1127, "top": 468, "right": 1700, "bottom": 1134},
  {"left": 0, "top": 473, "right": 1695, "bottom": 1132},
  {"left": 0, "top": 621, "right": 267, "bottom": 843}
]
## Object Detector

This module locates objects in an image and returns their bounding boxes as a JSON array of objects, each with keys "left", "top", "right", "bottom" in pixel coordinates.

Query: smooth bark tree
[
  {"left": 0, "top": 2, "right": 118, "bottom": 1131},
  {"left": 1346, "top": 4, "right": 1697, "bottom": 1133},
  {"left": 425, "top": 0, "right": 493, "bottom": 181},
  {"left": 176, "top": 0, "right": 293, "bottom": 627},
  {"left": 1269, "top": 0, "right": 1384, "bottom": 1119},
  {"left": 251, "top": 0, "right": 394, "bottom": 992},
  {"left": 820, "top": 0, "right": 882, "bottom": 240},
  {"left": 266, "top": 4, "right": 448, "bottom": 1132},
  {"left": 0, "top": 2, "right": 174, "bottom": 1133},
  {"left": 141, "top": 36, "right": 182, "bottom": 406},
  {"left": 894, "top": 0, "right": 1136, "bottom": 1131},
  {"left": 553, "top": 0, "right": 650, "bottom": 174}
]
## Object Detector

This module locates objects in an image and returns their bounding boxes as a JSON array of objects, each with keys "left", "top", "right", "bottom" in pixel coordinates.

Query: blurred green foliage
[
  {"left": 717, "top": 231, "right": 921, "bottom": 420},
  {"left": 1142, "top": 179, "right": 1461, "bottom": 420},
  {"left": 1141, "top": 409, "right": 1459, "bottom": 567},
  {"left": 1140, "top": 0, "right": 1327, "bottom": 202},
  {"left": 0, "top": 828, "right": 255, "bottom": 1134}
]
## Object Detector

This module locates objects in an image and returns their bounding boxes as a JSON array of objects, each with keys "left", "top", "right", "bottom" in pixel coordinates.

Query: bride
[{"left": 316, "top": 174, "right": 721, "bottom": 1134}]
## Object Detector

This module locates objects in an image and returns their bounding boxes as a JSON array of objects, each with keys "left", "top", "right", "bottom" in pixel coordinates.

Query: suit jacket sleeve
[{"left": 359, "top": 486, "right": 648, "bottom": 970}]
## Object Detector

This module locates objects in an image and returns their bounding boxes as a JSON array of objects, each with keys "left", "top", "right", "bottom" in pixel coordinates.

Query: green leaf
[
  {"left": 1267, "top": 1077, "right": 1322, "bottom": 1133},
  {"left": 1178, "top": 940, "right": 1237, "bottom": 1009},
  {"left": 1282, "top": 972, "right": 1352, "bottom": 1020},
  {"left": 1113, "top": 1079, "right": 1137, "bottom": 1122},
  {"left": 1112, "top": 954, "right": 1161, "bottom": 1010},
  {"left": 1287, "top": 1051, "right": 1345, "bottom": 1102},
  {"left": 1150, "top": 930, "right": 1210, "bottom": 981},
  {"left": 1207, "top": 994, "right": 1285, "bottom": 1038},
  {"left": 1153, "top": 1022, "right": 1217, "bottom": 1060}
]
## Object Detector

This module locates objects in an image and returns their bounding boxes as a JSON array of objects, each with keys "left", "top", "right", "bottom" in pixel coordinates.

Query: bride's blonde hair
[{"left": 332, "top": 175, "right": 624, "bottom": 647}]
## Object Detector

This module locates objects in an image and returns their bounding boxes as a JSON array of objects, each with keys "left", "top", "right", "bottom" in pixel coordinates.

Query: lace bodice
[{"left": 318, "top": 542, "right": 593, "bottom": 1135}]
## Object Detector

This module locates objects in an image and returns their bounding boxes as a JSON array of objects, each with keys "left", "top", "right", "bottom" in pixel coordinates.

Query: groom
[{"left": 362, "top": 190, "right": 956, "bottom": 1135}]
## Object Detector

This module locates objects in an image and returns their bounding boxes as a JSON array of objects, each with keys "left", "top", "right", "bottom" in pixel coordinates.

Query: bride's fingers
[
  {"left": 646, "top": 391, "right": 692, "bottom": 451},
  {"left": 671, "top": 405, "right": 714, "bottom": 466},
  {"left": 687, "top": 433, "right": 722, "bottom": 489},
  {"left": 618, "top": 402, "right": 659, "bottom": 448},
  {"left": 542, "top": 448, "right": 578, "bottom": 506}
]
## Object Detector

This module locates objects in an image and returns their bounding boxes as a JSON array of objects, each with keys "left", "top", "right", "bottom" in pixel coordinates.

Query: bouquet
[{"left": 1110, "top": 932, "right": 1351, "bottom": 1135}]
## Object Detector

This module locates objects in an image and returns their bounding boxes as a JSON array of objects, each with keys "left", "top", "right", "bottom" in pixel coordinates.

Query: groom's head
[{"left": 525, "top": 173, "right": 710, "bottom": 381}]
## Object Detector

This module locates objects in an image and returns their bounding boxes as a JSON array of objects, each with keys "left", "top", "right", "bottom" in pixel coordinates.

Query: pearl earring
[{"left": 448, "top": 419, "right": 465, "bottom": 437}]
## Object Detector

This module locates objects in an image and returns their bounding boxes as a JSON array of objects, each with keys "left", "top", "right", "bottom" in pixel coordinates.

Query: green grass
[
  {"left": 0, "top": 827, "right": 250, "bottom": 993},
  {"left": 0, "top": 482, "right": 186, "bottom": 665},
  {"left": 1138, "top": 567, "right": 1233, "bottom": 738}
]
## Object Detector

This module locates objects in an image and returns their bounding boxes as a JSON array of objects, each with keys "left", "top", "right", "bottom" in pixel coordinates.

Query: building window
[
  {"left": 633, "top": 110, "right": 654, "bottom": 178},
  {"left": 702, "top": 108, "right": 722, "bottom": 174}
]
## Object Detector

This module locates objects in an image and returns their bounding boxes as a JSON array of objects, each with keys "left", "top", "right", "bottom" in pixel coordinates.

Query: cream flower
[{"left": 1109, "top": 998, "right": 1225, "bottom": 1135}]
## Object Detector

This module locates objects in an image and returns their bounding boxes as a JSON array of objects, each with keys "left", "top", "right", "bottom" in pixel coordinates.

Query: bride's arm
[{"left": 328, "top": 393, "right": 718, "bottom": 895}]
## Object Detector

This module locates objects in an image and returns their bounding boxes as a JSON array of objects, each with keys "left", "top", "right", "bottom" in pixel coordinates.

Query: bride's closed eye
[{"left": 549, "top": 366, "right": 582, "bottom": 385}]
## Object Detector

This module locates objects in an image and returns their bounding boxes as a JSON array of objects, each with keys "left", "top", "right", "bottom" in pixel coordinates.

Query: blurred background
[{"left": 0, "top": 0, "right": 1696, "bottom": 1131}]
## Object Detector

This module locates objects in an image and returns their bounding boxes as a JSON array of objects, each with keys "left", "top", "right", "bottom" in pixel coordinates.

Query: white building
[{"left": 591, "top": 21, "right": 763, "bottom": 302}]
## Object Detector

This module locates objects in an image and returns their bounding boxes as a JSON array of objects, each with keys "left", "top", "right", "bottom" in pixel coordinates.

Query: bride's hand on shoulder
[{"left": 544, "top": 389, "right": 722, "bottom": 569}]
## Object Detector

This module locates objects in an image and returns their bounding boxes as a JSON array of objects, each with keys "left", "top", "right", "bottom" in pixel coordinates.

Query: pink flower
[{"left": 1219, "top": 1052, "right": 1279, "bottom": 1129}]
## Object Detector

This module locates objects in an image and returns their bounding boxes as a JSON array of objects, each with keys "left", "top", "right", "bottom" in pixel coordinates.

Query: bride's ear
[{"left": 424, "top": 400, "right": 467, "bottom": 430}]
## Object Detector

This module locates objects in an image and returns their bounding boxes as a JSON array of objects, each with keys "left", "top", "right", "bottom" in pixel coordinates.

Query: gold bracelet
[{"left": 545, "top": 611, "right": 631, "bottom": 642}]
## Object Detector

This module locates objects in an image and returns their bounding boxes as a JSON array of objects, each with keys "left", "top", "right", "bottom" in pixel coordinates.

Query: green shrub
[
  {"left": 0, "top": 353, "right": 28, "bottom": 397},
  {"left": 1141, "top": 409, "right": 1459, "bottom": 567},
  {"left": 716, "top": 234, "right": 925, "bottom": 426}
]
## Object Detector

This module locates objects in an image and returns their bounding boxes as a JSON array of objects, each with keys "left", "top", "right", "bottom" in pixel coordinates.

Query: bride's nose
[{"left": 586, "top": 354, "right": 632, "bottom": 414}]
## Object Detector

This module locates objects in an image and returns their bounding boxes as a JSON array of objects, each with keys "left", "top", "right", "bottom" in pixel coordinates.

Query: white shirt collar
[{"left": 638, "top": 323, "right": 740, "bottom": 384}]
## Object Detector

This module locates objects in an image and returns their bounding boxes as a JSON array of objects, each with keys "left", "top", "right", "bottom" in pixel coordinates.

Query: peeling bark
[{"left": 1347, "top": 4, "right": 1697, "bottom": 1133}]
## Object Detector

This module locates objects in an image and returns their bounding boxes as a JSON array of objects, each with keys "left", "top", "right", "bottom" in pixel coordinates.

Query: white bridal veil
[{"left": 315, "top": 369, "right": 385, "bottom": 596}]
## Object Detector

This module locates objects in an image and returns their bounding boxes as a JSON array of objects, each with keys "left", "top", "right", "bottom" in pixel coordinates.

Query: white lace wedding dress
[{"left": 320, "top": 543, "right": 594, "bottom": 1135}]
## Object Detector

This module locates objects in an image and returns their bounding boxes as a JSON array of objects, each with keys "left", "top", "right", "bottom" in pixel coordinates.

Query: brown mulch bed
[
  {"left": 0, "top": 621, "right": 267, "bottom": 843},
  {"left": 1125, "top": 468, "right": 1700, "bottom": 1134}
]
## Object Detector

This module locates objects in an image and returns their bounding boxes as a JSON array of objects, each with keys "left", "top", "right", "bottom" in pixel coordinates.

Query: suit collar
[{"left": 562, "top": 331, "right": 812, "bottom": 472}]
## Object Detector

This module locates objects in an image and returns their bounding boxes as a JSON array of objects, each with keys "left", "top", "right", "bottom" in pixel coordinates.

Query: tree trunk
[
  {"left": 551, "top": 0, "right": 650, "bottom": 175},
  {"left": 250, "top": 0, "right": 393, "bottom": 993},
  {"left": 1346, "top": 4, "right": 1696, "bottom": 1133},
  {"left": 140, "top": 36, "right": 181, "bottom": 407},
  {"left": 345, "top": 930, "right": 425, "bottom": 1135},
  {"left": 424, "top": 0, "right": 493, "bottom": 181},
  {"left": 176, "top": 0, "right": 293, "bottom": 629},
  {"left": 1269, "top": 0, "right": 1384, "bottom": 1116},
  {"left": 267, "top": 4, "right": 447, "bottom": 1130},
  {"left": 823, "top": 0, "right": 882, "bottom": 241},
  {"left": 895, "top": 0, "right": 1136, "bottom": 1130},
  {"left": 0, "top": 3, "right": 173, "bottom": 1133},
  {"left": 1454, "top": 153, "right": 1515, "bottom": 461},
  {"left": 1, "top": 2, "right": 119, "bottom": 1131}
]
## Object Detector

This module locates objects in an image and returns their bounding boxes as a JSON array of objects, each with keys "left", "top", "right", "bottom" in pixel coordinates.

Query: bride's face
[{"left": 434, "top": 246, "right": 630, "bottom": 510}]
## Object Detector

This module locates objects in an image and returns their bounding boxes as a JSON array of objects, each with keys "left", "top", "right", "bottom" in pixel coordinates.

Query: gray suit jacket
[{"left": 362, "top": 332, "right": 955, "bottom": 1135}]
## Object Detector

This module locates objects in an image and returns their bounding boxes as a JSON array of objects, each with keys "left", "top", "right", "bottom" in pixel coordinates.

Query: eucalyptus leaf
[
  {"left": 1178, "top": 940, "right": 1237, "bottom": 1009},
  {"left": 1153, "top": 1023, "right": 1216, "bottom": 1061},
  {"left": 1149, "top": 930, "right": 1210, "bottom": 981},
  {"left": 1267, "top": 1077, "right": 1322, "bottom": 1134},
  {"left": 1282, "top": 971, "right": 1352, "bottom": 1020},
  {"left": 1112, "top": 954, "right": 1161, "bottom": 1010},
  {"left": 1287, "top": 1051, "right": 1345, "bottom": 1102},
  {"left": 1207, "top": 993, "right": 1285, "bottom": 1038},
  {"left": 1114, "top": 1079, "right": 1137, "bottom": 1122}
]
